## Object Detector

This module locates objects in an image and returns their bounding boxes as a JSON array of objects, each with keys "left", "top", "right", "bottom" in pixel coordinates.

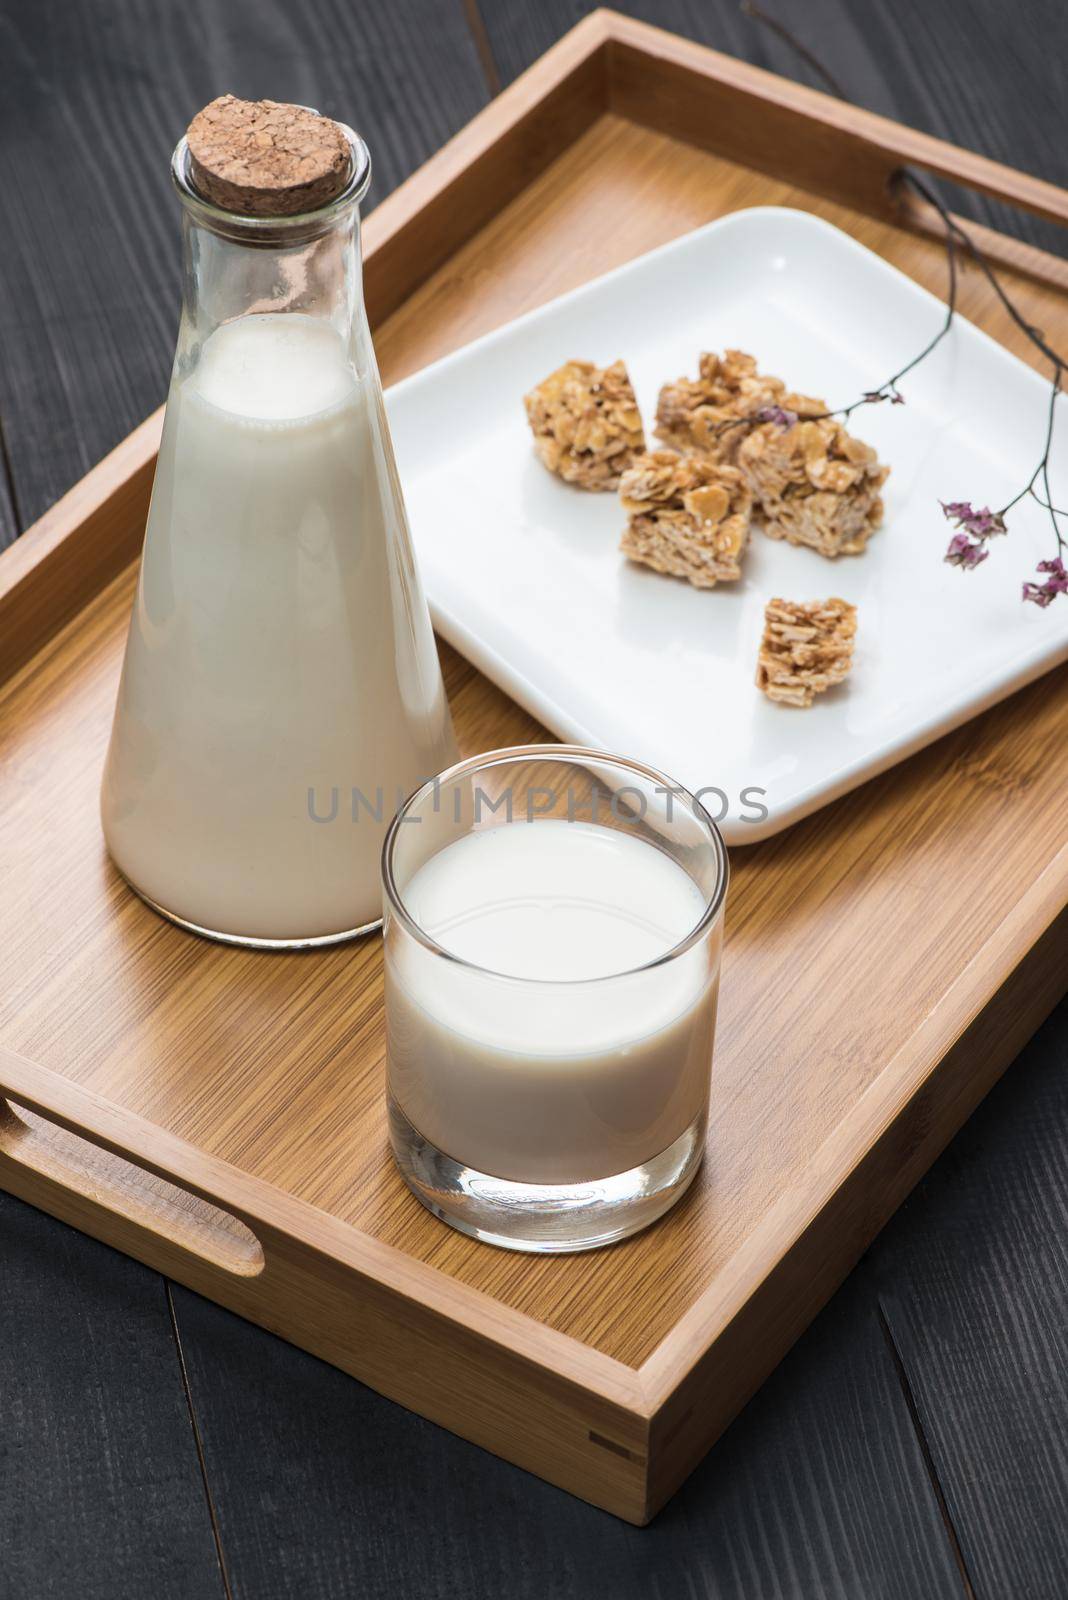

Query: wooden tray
[{"left": 1, "top": 11, "right": 1066, "bottom": 1525}]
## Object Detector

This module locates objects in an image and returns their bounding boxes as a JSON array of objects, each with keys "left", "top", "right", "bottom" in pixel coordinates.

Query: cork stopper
[{"left": 186, "top": 95, "right": 352, "bottom": 217}]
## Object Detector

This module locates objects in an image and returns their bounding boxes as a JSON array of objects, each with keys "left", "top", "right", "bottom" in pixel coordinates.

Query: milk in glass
[{"left": 387, "top": 820, "right": 718, "bottom": 1184}]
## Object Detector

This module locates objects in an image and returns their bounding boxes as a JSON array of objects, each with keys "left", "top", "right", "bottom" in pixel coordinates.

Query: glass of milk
[{"left": 383, "top": 746, "right": 728, "bottom": 1252}]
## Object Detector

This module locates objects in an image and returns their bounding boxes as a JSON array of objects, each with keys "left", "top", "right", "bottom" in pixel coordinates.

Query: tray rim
[{"left": 2, "top": 10, "right": 1067, "bottom": 1522}]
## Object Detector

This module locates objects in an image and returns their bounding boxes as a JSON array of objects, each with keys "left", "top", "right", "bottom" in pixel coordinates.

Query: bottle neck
[
  {"left": 170, "top": 127, "right": 371, "bottom": 372},
  {"left": 178, "top": 208, "right": 363, "bottom": 357}
]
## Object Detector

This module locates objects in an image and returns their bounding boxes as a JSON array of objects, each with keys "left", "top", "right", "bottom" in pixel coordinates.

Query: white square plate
[{"left": 387, "top": 207, "right": 1068, "bottom": 843}]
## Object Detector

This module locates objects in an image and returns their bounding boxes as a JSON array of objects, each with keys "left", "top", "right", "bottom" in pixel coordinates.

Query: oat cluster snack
[
  {"left": 739, "top": 415, "right": 889, "bottom": 558},
  {"left": 522, "top": 345, "right": 885, "bottom": 707},
  {"left": 655, "top": 349, "right": 822, "bottom": 466},
  {"left": 755, "top": 596, "right": 858, "bottom": 707},
  {"left": 619, "top": 451, "right": 752, "bottom": 588},
  {"left": 523, "top": 359, "right": 645, "bottom": 490}
]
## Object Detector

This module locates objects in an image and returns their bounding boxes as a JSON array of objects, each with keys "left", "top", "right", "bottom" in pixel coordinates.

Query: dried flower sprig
[
  {"left": 917, "top": 187, "right": 1067, "bottom": 603},
  {"left": 716, "top": 169, "right": 1064, "bottom": 604},
  {"left": 716, "top": 200, "right": 959, "bottom": 448},
  {"left": 738, "top": 4, "right": 1066, "bottom": 607}
]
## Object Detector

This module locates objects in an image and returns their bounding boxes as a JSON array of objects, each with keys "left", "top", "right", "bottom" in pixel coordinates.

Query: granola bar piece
[
  {"left": 740, "top": 416, "right": 889, "bottom": 557},
  {"left": 619, "top": 450, "right": 752, "bottom": 588},
  {"left": 523, "top": 359, "right": 646, "bottom": 490},
  {"left": 756, "top": 596, "right": 857, "bottom": 707},
  {"left": 655, "top": 349, "right": 823, "bottom": 466}
]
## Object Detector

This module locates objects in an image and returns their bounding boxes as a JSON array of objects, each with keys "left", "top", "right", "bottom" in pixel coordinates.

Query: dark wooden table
[{"left": 1, "top": 4, "right": 1066, "bottom": 1595}]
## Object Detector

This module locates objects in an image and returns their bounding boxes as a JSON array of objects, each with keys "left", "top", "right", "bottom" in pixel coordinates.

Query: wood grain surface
[
  {"left": 168, "top": 1268, "right": 966, "bottom": 1600},
  {"left": 2, "top": 0, "right": 1067, "bottom": 1587},
  {"left": 0, "top": 1192, "right": 225, "bottom": 1599},
  {"left": 878, "top": 1007, "right": 1068, "bottom": 1599},
  {"left": 1, "top": 23, "right": 1067, "bottom": 1525}
]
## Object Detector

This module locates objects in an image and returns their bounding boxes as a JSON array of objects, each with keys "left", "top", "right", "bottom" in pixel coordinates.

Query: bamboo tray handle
[
  {"left": 0, "top": 1041, "right": 651, "bottom": 1490},
  {"left": 0, "top": 1046, "right": 268, "bottom": 1280}
]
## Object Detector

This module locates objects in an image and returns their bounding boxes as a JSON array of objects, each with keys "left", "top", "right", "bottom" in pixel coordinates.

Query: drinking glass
[{"left": 383, "top": 745, "right": 728, "bottom": 1252}]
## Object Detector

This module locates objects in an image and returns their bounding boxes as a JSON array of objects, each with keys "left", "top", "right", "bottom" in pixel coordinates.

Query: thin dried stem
[{"left": 737, "top": 2, "right": 1065, "bottom": 599}]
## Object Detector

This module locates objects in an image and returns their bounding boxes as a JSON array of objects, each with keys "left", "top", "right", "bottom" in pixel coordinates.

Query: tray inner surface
[{"left": 2, "top": 112, "right": 1066, "bottom": 1370}]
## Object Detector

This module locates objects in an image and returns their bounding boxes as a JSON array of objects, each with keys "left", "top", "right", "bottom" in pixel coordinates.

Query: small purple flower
[
  {"left": 945, "top": 530, "right": 989, "bottom": 569},
  {"left": 890, "top": 388, "right": 906, "bottom": 405},
  {"left": 1023, "top": 555, "right": 1068, "bottom": 606},
  {"left": 967, "top": 507, "right": 1007, "bottom": 538},
  {"left": 940, "top": 500, "right": 1007, "bottom": 546},
  {"left": 862, "top": 390, "right": 886, "bottom": 404},
  {"left": 756, "top": 404, "right": 798, "bottom": 432}
]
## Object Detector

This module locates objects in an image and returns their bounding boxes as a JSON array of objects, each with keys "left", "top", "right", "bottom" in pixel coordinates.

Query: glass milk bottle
[{"left": 101, "top": 98, "right": 457, "bottom": 946}]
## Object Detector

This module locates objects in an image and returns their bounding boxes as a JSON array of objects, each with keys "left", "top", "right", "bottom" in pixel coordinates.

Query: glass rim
[
  {"left": 171, "top": 120, "right": 371, "bottom": 241},
  {"left": 381, "top": 744, "right": 730, "bottom": 986}
]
